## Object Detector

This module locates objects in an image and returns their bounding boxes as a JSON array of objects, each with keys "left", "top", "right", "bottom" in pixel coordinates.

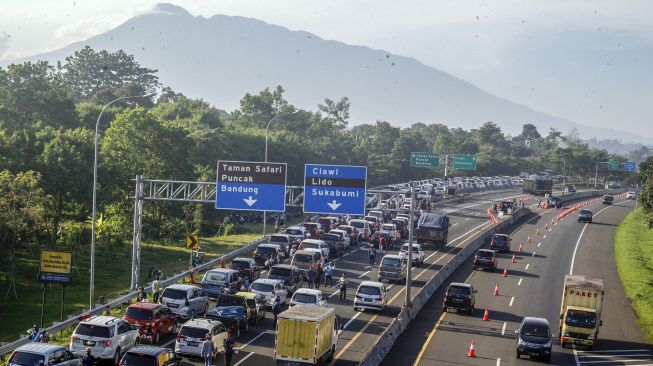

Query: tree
[
  {"left": 517, "top": 123, "right": 541, "bottom": 146},
  {"left": 318, "top": 97, "right": 350, "bottom": 129}
]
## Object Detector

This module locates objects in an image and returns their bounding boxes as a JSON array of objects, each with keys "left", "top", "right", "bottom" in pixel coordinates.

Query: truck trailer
[
  {"left": 559, "top": 275, "right": 604, "bottom": 349},
  {"left": 274, "top": 306, "right": 340, "bottom": 365}
]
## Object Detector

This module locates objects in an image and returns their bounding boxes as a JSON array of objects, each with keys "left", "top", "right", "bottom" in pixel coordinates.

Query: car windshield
[
  {"left": 338, "top": 227, "right": 352, "bottom": 233},
  {"left": 251, "top": 283, "right": 273, "bottom": 293},
  {"left": 256, "top": 247, "right": 277, "bottom": 255},
  {"left": 230, "top": 261, "right": 250, "bottom": 270},
  {"left": 447, "top": 286, "right": 471, "bottom": 295},
  {"left": 179, "top": 326, "right": 209, "bottom": 339},
  {"left": 476, "top": 251, "right": 493, "bottom": 258},
  {"left": 269, "top": 236, "right": 288, "bottom": 243},
  {"left": 9, "top": 352, "right": 45, "bottom": 366},
  {"left": 565, "top": 310, "right": 597, "bottom": 329},
  {"left": 580, "top": 210, "right": 592, "bottom": 215},
  {"left": 161, "top": 288, "right": 187, "bottom": 300},
  {"left": 293, "top": 293, "right": 317, "bottom": 303},
  {"left": 269, "top": 267, "right": 291, "bottom": 277},
  {"left": 350, "top": 221, "right": 364, "bottom": 229},
  {"left": 293, "top": 254, "right": 312, "bottom": 263},
  {"left": 382, "top": 225, "right": 394, "bottom": 230},
  {"left": 302, "top": 242, "right": 319, "bottom": 249},
  {"left": 381, "top": 257, "right": 401, "bottom": 267},
  {"left": 125, "top": 307, "right": 154, "bottom": 321},
  {"left": 358, "top": 286, "right": 381, "bottom": 296},
  {"left": 493, "top": 236, "right": 508, "bottom": 243},
  {"left": 204, "top": 272, "right": 228, "bottom": 284},
  {"left": 521, "top": 324, "right": 550, "bottom": 337},
  {"left": 322, "top": 234, "right": 339, "bottom": 241},
  {"left": 75, "top": 324, "right": 111, "bottom": 338},
  {"left": 285, "top": 229, "right": 303, "bottom": 235},
  {"left": 121, "top": 354, "right": 157, "bottom": 366}
]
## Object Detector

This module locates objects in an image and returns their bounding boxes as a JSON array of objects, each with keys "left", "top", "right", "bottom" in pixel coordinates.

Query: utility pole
[
  {"left": 594, "top": 162, "right": 599, "bottom": 189},
  {"left": 405, "top": 186, "right": 414, "bottom": 307}
]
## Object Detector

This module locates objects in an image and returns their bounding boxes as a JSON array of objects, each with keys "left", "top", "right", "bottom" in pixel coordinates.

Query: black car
[
  {"left": 121, "top": 346, "right": 180, "bottom": 366},
  {"left": 473, "top": 249, "right": 497, "bottom": 271},
  {"left": 320, "top": 233, "right": 344, "bottom": 259},
  {"left": 490, "top": 234, "right": 511, "bottom": 253},
  {"left": 205, "top": 305, "right": 248, "bottom": 338},
  {"left": 578, "top": 209, "right": 593, "bottom": 223},
  {"left": 602, "top": 195, "right": 614, "bottom": 205},
  {"left": 253, "top": 245, "right": 282, "bottom": 267},
  {"left": 548, "top": 196, "right": 563, "bottom": 209},
  {"left": 267, "top": 264, "right": 303, "bottom": 294},
  {"left": 515, "top": 317, "right": 553, "bottom": 362},
  {"left": 230, "top": 258, "right": 261, "bottom": 281},
  {"left": 443, "top": 282, "right": 476, "bottom": 314}
]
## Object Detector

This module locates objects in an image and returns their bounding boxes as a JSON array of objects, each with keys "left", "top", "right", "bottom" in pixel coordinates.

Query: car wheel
[
  {"left": 113, "top": 348, "right": 121, "bottom": 366},
  {"left": 516, "top": 351, "right": 520, "bottom": 359},
  {"left": 442, "top": 306, "right": 447, "bottom": 312}
]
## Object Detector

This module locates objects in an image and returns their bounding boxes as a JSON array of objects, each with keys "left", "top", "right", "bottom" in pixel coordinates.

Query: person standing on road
[
  {"left": 152, "top": 276, "right": 162, "bottom": 303},
  {"left": 379, "top": 235, "right": 385, "bottom": 256},
  {"left": 315, "top": 264, "right": 324, "bottom": 290},
  {"left": 307, "top": 265, "right": 316, "bottom": 289},
  {"left": 368, "top": 246, "right": 376, "bottom": 268},
  {"left": 325, "top": 262, "right": 335, "bottom": 286},
  {"left": 82, "top": 348, "right": 95, "bottom": 366},
  {"left": 201, "top": 332, "right": 214, "bottom": 366},
  {"left": 272, "top": 295, "right": 282, "bottom": 329},
  {"left": 136, "top": 287, "right": 147, "bottom": 302},
  {"left": 338, "top": 274, "right": 348, "bottom": 300},
  {"left": 39, "top": 330, "right": 50, "bottom": 343},
  {"left": 223, "top": 331, "right": 236, "bottom": 366}
]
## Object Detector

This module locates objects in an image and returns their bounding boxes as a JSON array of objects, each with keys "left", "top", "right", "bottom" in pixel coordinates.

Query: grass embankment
[
  {"left": 0, "top": 220, "right": 290, "bottom": 344},
  {"left": 614, "top": 208, "right": 653, "bottom": 343}
]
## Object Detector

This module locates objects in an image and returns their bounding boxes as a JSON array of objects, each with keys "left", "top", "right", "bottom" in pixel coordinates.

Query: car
[
  {"left": 123, "top": 302, "right": 177, "bottom": 344},
  {"left": 200, "top": 269, "right": 242, "bottom": 297},
  {"left": 548, "top": 196, "right": 563, "bottom": 209},
  {"left": 368, "top": 210, "right": 384, "bottom": 222},
  {"left": 253, "top": 243, "right": 284, "bottom": 267},
  {"left": 159, "top": 284, "right": 209, "bottom": 321},
  {"left": 390, "top": 219, "right": 407, "bottom": 238},
  {"left": 249, "top": 278, "right": 288, "bottom": 307},
  {"left": 381, "top": 223, "right": 400, "bottom": 241},
  {"left": 281, "top": 226, "right": 308, "bottom": 245},
  {"left": 302, "top": 222, "right": 323, "bottom": 238},
  {"left": 299, "top": 239, "right": 330, "bottom": 259},
  {"left": 378, "top": 254, "right": 407, "bottom": 284},
  {"left": 473, "top": 249, "right": 497, "bottom": 272},
  {"left": 627, "top": 191, "right": 636, "bottom": 200},
  {"left": 443, "top": 282, "right": 476, "bottom": 314},
  {"left": 205, "top": 296, "right": 249, "bottom": 338},
  {"left": 329, "top": 229, "right": 351, "bottom": 249},
  {"left": 349, "top": 219, "right": 371, "bottom": 240},
  {"left": 490, "top": 233, "right": 511, "bottom": 253},
  {"left": 230, "top": 258, "right": 260, "bottom": 281},
  {"left": 336, "top": 225, "right": 359, "bottom": 246},
  {"left": 319, "top": 233, "right": 344, "bottom": 258},
  {"left": 291, "top": 250, "right": 323, "bottom": 278},
  {"left": 515, "top": 317, "right": 553, "bottom": 362},
  {"left": 70, "top": 315, "right": 140, "bottom": 365},
  {"left": 174, "top": 318, "right": 228, "bottom": 358},
  {"left": 364, "top": 216, "right": 380, "bottom": 230},
  {"left": 317, "top": 217, "right": 334, "bottom": 233},
  {"left": 578, "top": 209, "right": 593, "bottom": 223},
  {"left": 354, "top": 281, "right": 388, "bottom": 311},
  {"left": 233, "top": 291, "right": 267, "bottom": 325},
  {"left": 121, "top": 346, "right": 180, "bottom": 366},
  {"left": 9, "top": 343, "right": 81, "bottom": 366},
  {"left": 267, "top": 264, "right": 303, "bottom": 293},
  {"left": 289, "top": 288, "right": 327, "bottom": 307},
  {"left": 268, "top": 234, "right": 292, "bottom": 256},
  {"left": 399, "top": 244, "right": 425, "bottom": 266},
  {"left": 602, "top": 195, "right": 614, "bottom": 205}
]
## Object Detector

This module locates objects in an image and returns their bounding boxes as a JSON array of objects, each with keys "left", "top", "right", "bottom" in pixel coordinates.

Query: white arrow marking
[
  {"left": 327, "top": 200, "right": 342, "bottom": 211},
  {"left": 243, "top": 196, "right": 257, "bottom": 207}
]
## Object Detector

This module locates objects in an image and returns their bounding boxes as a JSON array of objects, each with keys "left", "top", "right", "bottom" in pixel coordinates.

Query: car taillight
[
  {"left": 118, "top": 361, "right": 122, "bottom": 366},
  {"left": 375, "top": 297, "right": 383, "bottom": 301},
  {"left": 355, "top": 294, "right": 363, "bottom": 299},
  {"left": 176, "top": 334, "right": 186, "bottom": 342},
  {"left": 103, "top": 340, "right": 112, "bottom": 347},
  {"left": 71, "top": 336, "right": 80, "bottom": 343}
]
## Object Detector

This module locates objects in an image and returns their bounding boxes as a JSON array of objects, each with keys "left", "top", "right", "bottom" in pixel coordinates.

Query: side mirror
[
  {"left": 131, "top": 324, "right": 138, "bottom": 331},
  {"left": 514, "top": 330, "right": 519, "bottom": 334}
]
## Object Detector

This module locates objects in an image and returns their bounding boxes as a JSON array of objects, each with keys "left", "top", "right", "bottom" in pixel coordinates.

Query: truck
[
  {"left": 274, "top": 306, "right": 340, "bottom": 365},
  {"left": 523, "top": 178, "right": 553, "bottom": 196},
  {"left": 559, "top": 275, "right": 604, "bottom": 349},
  {"left": 415, "top": 212, "right": 449, "bottom": 246}
]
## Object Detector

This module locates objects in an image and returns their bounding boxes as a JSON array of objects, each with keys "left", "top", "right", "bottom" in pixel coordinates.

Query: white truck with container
[
  {"left": 559, "top": 275, "right": 604, "bottom": 349},
  {"left": 274, "top": 306, "right": 340, "bottom": 365}
]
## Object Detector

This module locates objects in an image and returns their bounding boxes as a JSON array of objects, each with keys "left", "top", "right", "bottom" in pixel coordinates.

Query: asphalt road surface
[
  {"left": 153, "top": 191, "right": 527, "bottom": 366},
  {"left": 383, "top": 196, "right": 651, "bottom": 366}
]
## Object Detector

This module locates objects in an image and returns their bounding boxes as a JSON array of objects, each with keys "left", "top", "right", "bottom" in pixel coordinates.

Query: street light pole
[
  {"left": 405, "top": 185, "right": 415, "bottom": 307},
  {"left": 263, "top": 111, "right": 299, "bottom": 236},
  {"left": 90, "top": 92, "right": 155, "bottom": 310}
]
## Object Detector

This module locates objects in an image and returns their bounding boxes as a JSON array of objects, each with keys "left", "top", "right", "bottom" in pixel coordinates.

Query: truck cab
[{"left": 560, "top": 275, "right": 604, "bottom": 349}]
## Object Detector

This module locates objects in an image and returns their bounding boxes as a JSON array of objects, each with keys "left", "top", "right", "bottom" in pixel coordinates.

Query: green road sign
[
  {"left": 452, "top": 154, "right": 477, "bottom": 170},
  {"left": 410, "top": 152, "right": 439, "bottom": 168},
  {"left": 608, "top": 160, "right": 620, "bottom": 171}
]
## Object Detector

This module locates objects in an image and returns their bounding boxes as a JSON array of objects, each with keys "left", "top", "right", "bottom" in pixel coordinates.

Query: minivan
[
  {"left": 267, "top": 264, "right": 302, "bottom": 293},
  {"left": 201, "top": 269, "right": 242, "bottom": 297},
  {"left": 515, "top": 317, "right": 553, "bottom": 362},
  {"left": 159, "top": 284, "right": 208, "bottom": 321},
  {"left": 291, "top": 250, "right": 322, "bottom": 278},
  {"left": 378, "top": 254, "right": 406, "bottom": 284}
]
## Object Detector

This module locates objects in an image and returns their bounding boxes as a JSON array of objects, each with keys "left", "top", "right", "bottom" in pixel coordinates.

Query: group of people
[
  {"left": 200, "top": 330, "right": 237, "bottom": 366},
  {"left": 27, "top": 324, "right": 50, "bottom": 343},
  {"left": 135, "top": 275, "right": 162, "bottom": 303}
]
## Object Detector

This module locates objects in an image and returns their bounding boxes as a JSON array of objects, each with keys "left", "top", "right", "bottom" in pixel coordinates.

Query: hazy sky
[{"left": 1, "top": 0, "right": 651, "bottom": 136}]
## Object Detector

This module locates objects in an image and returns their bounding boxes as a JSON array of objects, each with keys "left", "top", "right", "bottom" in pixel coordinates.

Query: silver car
[
  {"left": 8, "top": 344, "right": 81, "bottom": 366},
  {"left": 70, "top": 316, "right": 140, "bottom": 365},
  {"left": 160, "top": 284, "right": 209, "bottom": 320}
]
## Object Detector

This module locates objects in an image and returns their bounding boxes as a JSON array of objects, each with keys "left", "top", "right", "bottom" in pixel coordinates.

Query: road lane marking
[
  {"left": 234, "top": 352, "right": 254, "bottom": 366},
  {"left": 501, "top": 322, "right": 507, "bottom": 335},
  {"left": 341, "top": 312, "right": 362, "bottom": 333},
  {"left": 531, "top": 251, "right": 536, "bottom": 257},
  {"left": 496, "top": 358, "right": 501, "bottom": 366},
  {"left": 452, "top": 222, "right": 459, "bottom": 227},
  {"left": 509, "top": 297, "right": 514, "bottom": 306},
  {"left": 574, "top": 349, "right": 581, "bottom": 366},
  {"left": 537, "top": 242, "right": 541, "bottom": 247},
  {"left": 543, "top": 234, "right": 547, "bottom": 239},
  {"left": 359, "top": 271, "right": 370, "bottom": 278},
  {"left": 465, "top": 217, "right": 471, "bottom": 221},
  {"left": 413, "top": 310, "right": 447, "bottom": 366},
  {"left": 425, "top": 250, "right": 439, "bottom": 261},
  {"left": 517, "top": 278, "right": 522, "bottom": 286},
  {"left": 525, "top": 263, "right": 529, "bottom": 270},
  {"left": 240, "top": 330, "right": 269, "bottom": 348}
]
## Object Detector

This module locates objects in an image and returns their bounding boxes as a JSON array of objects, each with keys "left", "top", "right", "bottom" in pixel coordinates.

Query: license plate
[
  {"left": 167, "top": 303, "right": 179, "bottom": 308},
  {"left": 364, "top": 298, "right": 372, "bottom": 302},
  {"left": 454, "top": 299, "right": 463, "bottom": 303},
  {"left": 83, "top": 340, "right": 96, "bottom": 346},
  {"left": 187, "top": 341, "right": 198, "bottom": 347},
  {"left": 530, "top": 352, "right": 540, "bottom": 357}
]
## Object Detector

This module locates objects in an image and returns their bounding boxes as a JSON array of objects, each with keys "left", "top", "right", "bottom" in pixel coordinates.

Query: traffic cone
[
  {"left": 468, "top": 340, "right": 476, "bottom": 357},
  {"left": 536, "top": 227, "right": 540, "bottom": 235},
  {"left": 552, "top": 218, "right": 555, "bottom": 225},
  {"left": 493, "top": 282, "right": 500, "bottom": 296},
  {"left": 528, "top": 236, "right": 532, "bottom": 243},
  {"left": 511, "top": 254, "right": 516, "bottom": 263},
  {"left": 482, "top": 307, "right": 490, "bottom": 321},
  {"left": 518, "top": 243, "right": 523, "bottom": 252},
  {"left": 503, "top": 267, "right": 508, "bottom": 277},
  {"left": 545, "top": 223, "right": 549, "bottom": 229}
]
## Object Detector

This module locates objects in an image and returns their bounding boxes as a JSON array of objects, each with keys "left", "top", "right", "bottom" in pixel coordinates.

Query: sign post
[
  {"left": 39, "top": 250, "right": 73, "bottom": 327},
  {"left": 303, "top": 164, "right": 367, "bottom": 215},
  {"left": 608, "top": 160, "right": 620, "bottom": 171},
  {"left": 216, "top": 160, "right": 287, "bottom": 212},
  {"left": 623, "top": 161, "right": 637, "bottom": 172},
  {"left": 410, "top": 152, "right": 439, "bottom": 168},
  {"left": 452, "top": 154, "right": 477, "bottom": 170}
]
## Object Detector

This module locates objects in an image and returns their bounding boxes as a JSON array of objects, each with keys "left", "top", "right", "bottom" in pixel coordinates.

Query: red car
[{"left": 123, "top": 302, "right": 177, "bottom": 344}]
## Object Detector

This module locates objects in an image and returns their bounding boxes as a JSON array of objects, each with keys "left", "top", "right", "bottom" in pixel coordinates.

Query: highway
[
  {"left": 382, "top": 196, "right": 651, "bottom": 365},
  {"left": 156, "top": 191, "right": 526, "bottom": 366}
]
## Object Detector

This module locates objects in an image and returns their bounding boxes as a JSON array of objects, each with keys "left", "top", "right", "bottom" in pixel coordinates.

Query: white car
[
  {"left": 627, "top": 192, "right": 636, "bottom": 200},
  {"left": 349, "top": 219, "right": 371, "bottom": 240},
  {"left": 70, "top": 316, "right": 140, "bottom": 365},
  {"left": 380, "top": 223, "right": 400, "bottom": 241},
  {"left": 289, "top": 288, "right": 327, "bottom": 307},
  {"left": 250, "top": 278, "right": 288, "bottom": 306},
  {"left": 354, "top": 281, "right": 388, "bottom": 312},
  {"left": 159, "top": 284, "right": 209, "bottom": 320},
  {"left": 399, "top": 243, "right": 425, "bottom": 265},
  {"left": 329, "top": 229, "right": 350, "bottom": 248},
  {"left": 175, "top": 318, "right": 228, "bottom": 357},
  {"left": 368, "top": 210, "right": 383, "bottom": 222},
  {"left": 300, "top": 239, "right": 330, "bottom": 259}
]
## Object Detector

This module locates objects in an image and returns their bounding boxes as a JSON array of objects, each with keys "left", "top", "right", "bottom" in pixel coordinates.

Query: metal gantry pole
[
  {"left": 594, "top": 162, "right": 598, "bottom": 189},
  {"left": 130, "top": 175, "right": 144, "bottom": 291},
  {"left": 405, "top": 186, "right": 415, "bottom": 307}
]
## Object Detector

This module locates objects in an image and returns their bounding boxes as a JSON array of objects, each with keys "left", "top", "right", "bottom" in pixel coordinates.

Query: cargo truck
[
  {"left": 559, "top": 275, "right": 604, "bottom": 349},
  {"left": 415, "top": 212, "right": 449, "bottom": 246},
  {"left": 523, "top": 178, "right": 553, "bottom": 196},
  {"left": 274, "top": 306, "right": 340, "bottom": 365}
]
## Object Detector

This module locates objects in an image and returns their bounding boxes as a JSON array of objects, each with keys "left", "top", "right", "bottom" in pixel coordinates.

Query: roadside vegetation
[{"left": 614, "top": 208, "right": 653, "bottom": 342}]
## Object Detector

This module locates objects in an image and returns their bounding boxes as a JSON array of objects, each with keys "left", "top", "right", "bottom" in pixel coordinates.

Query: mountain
[{"left": 8, "top": 3, "right": 652, "bottom": 144}]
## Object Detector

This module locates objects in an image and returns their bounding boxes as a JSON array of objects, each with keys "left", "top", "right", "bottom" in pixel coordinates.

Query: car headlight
[
  {"left": 587, "top": 334, "right": 595, "bottom": 340},
  {"left": 544, "top": 341, "right": 552, "bottom": 348},
  {"left": 517, "top": 338, "right": 526, "bottom": 346},
  {"left": 563, "top": 331, "right": 570, "bottom": 337}
]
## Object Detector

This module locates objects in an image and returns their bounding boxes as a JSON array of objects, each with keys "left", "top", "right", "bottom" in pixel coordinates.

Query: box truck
[
  {"left": 559, "top": 275, "right": 604, "bottom": 349},
  {"left": 274, "top": 306, "right": 340, "bottom": 365}
]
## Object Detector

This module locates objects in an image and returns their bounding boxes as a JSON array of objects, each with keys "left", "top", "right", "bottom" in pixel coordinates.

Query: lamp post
[
  {"left": 263, "top": 111, "right": 299, "bottom": 236},
  {"left": 90, "top": 92, "right": 155, "bottom": 310}
]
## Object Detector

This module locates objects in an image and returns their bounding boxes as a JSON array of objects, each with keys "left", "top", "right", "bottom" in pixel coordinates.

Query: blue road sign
[
  {"left": 303, "top": 164, "right": 367, "bottom": 215},
  {"left": 216, "top": 160, "right": 287, "bottom": 212},
  {"left": 624, "top": 161, "right": 637, "bottom": 172}
]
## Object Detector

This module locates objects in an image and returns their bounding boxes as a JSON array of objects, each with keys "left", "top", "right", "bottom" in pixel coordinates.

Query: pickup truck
[
  {"left": 559, "top": 275, "right": 604, "bottom": 349},
  {"left": 416, "top": 212, "right": 449, "bottom": 246},
  {"left": 274, "top": 306, "right": 340, "bottom": 365}
]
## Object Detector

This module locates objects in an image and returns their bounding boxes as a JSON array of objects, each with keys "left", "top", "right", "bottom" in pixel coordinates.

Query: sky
[{"left": 1, "top": 0, "right": 651, "bottom": 137}]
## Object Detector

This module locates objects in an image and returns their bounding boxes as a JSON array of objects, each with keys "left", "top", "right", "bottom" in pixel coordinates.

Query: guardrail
[{"left": 0, "top": 237, "right": 270, "bottom": 358}]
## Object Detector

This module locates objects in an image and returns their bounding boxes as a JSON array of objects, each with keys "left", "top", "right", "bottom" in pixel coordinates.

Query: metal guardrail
[{"left": 0, "top": 237, "right": 270, "bottom": 358}]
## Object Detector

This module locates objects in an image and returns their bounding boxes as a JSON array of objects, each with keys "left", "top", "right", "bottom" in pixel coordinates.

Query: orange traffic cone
[
  {"left": 468, "top": 340, "right": 476, "bottom": 357},
  {"left": 528, "top": 236, "right": 532, "bottom": 243},
  {"left": 545, "top": 223, "right": 549, "bottom": 229},
  {"left": 493, "top": 282, "right": 500, "bottom": 296},
  {"left": 482, "top": 307, "right": 490, "bottom": 321},
  {"left": 519, "top": 243, "right": 523, "bottom": 252},
  {"left": 552, "top": 218, "right": 555, "bottom": 225},
  {"left": 503, "top": 267, "right": 508, "bottom": 277},
  {"left": 511, "top": 254, "right": 516, "bottom": 263},
  {"left": 536, "top": 227, "right": 540, "bottom": 235}
]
